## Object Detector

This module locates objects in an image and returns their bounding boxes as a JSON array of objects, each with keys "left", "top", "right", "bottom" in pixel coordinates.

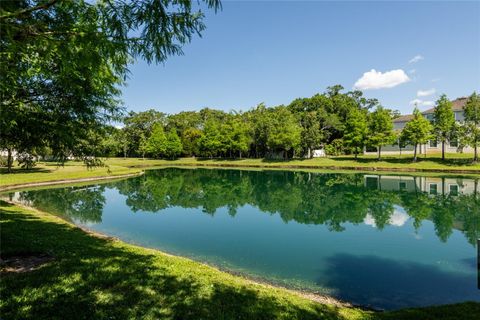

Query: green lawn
[
  {"left": 105, "top": 154, "right": 480, "bottom": 173},
  {"left": 1, "top": 201, "right": 479, "bottom": 320},
  {"left": 0, "top": 163, "right": 141, "bottom": 189},
  {"left": 2, "top": 154, "right": 479, "bottom": 190}
]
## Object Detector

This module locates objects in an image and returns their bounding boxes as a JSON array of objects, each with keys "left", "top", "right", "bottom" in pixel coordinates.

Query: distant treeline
[
  {"left": 98, "top": 86, "right": 479, "bottom": 161},
  {"left": 101, "top": 85, "right": 398, "bottom": 160}
]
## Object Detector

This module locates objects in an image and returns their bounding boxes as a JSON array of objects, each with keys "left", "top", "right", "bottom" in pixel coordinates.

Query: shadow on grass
[{"left": 0, "top": 167, "right": 51, "bottom": 175}]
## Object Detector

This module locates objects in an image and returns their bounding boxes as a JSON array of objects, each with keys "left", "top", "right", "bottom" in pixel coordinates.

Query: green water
[{"left": 8, "top": 168, "right": 480, "bottom": 310}]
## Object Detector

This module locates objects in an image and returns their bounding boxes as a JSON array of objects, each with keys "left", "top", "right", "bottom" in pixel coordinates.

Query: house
[
  {"left": 375, "top": 97, "right": 473, "bottom": 155},
  {"left": 363, "top": 174, "right": 478, "bottom": 196}
]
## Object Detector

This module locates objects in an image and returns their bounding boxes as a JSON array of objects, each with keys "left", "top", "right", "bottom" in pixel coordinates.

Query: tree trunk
[
  {"left": 377, "top": 145, "right": 381, "bottom": 160},
  {"left": 355, "top": 147, "right": 358, "bottom": 159},
  {"left": 442, "top": 141, "right": 445, "bottom": 161},
  {"left": 413, "top": 144, "right": 417, "bottom": 162},
  {"left": 6, "top": 148, "right": 12, "bottom": 173},
  {"left": 307, "top": 148, "right": 311, "bottom": 159},
  {"left": 474, "top": 142, "right": 478, "bottom": 162}
]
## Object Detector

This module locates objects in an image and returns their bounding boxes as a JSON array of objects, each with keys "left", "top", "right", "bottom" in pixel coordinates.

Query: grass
[
  {"left": 0, "top": 163, "right": 141, "bottom": 189},
  {"left": 104, "top": 154, "right": 480, "bottom": 172},
  {"left": 1, "top": 200, "right": 479, "bottom": 320},
  {"left": 2, "top": 154, "right": 479, "bottom": 189}
]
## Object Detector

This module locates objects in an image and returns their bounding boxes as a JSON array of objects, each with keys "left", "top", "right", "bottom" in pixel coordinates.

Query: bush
[
  {"left": 17, "top": 152, "right": 36, "bottom": 169},
  {"left": 325, "top": 139, "right": 344, "bottom": 156},
  {"left": 0, "top": 156, "right": 8, "bottom": 167}
]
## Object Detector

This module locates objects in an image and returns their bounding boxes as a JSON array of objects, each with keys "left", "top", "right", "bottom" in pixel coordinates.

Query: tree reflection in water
[{"left": 13, "top": 168, "right": 480, "bottom": 245}]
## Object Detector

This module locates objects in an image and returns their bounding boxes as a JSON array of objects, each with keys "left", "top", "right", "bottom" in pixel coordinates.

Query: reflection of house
[
  {"left": 372, "top": 97, "right": 475, "bottom": 155},
  {"left": 364, "top": 174, "right": 478, "bottom": 196}
]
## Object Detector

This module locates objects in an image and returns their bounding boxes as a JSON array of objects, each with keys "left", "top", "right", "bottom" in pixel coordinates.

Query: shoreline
[
  {"left": 3, "top": 199, "right": 368, "bottom": 311},
  {"left": 131, "top": 161, "right": 480, "bottom": 175},
  {"left": 1, "top": 162, "right": 478, "bottom": 193},
  {"left": 0, "top": 171, "right": 144, "bottom": 192}
]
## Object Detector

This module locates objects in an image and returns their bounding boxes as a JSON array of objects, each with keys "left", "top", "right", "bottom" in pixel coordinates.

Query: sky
[{"left": 121, "top": 0, "right": 480, "bottom": 115}]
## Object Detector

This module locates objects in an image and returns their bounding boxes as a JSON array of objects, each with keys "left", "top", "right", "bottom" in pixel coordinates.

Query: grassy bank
[
  {"left": 0, "top": 163, "right": 142, "bottom": 189},
  {"left": 1, "top": 154, "right": 479, "bottom": 190},
  {"left": 1, "top": 201, "right": 479, "bottom": 319},
  {"left": 106, "top": 154, "right": 480, "bottom": 173}
]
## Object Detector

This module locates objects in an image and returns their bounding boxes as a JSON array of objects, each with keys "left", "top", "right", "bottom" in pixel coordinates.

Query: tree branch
[{"left": 0, "top": 0, "right": 60, "bottom": 20}]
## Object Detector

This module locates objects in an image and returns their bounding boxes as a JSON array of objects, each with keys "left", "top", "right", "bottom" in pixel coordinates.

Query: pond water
[{"left": 6, "top": 168, "right": 480, "bottom": 310}]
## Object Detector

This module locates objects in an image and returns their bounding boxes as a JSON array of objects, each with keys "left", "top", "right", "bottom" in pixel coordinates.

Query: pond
[{"left": 6, "top": 168, "right": 480, "bottom": 310}]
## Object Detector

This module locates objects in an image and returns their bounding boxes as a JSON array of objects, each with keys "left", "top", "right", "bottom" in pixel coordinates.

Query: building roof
[
  {"left": 393, "top": 97, "right": 468, "bottom": 122},
  {"left": 421, "top": 97, "right": 468, "bottom": 114},
  {"left": 393, "top": 114, "right": 414, "bottom": 123}
]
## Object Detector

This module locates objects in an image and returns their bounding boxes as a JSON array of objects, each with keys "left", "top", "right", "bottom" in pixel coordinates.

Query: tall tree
[
  {"left": 343, "top": 108, "right": 368, "bottom": 159},
  {"left": 368, "top": 106, "right": 395, "bottom": 160},
  {"left": 164, "top": 128, "right": 183, "bottom": 159},
  {"left": 0, "top": 0, "right": 220, "bottom": 171},
  {"left": 146, "top": 123, "right": 167, "bottom": 158},
  {"left": 266, "top": 107, "right": 302, "bottom": 159},
  {"left": 464, "top": 92, "right": 480, "bottom": 162},
  {"left": 433, "top": 95, "right": 455, "bottom": 161},
  {"left": 401, "top": 108, "right": 433, "bottom": 162},
  {"left": 123, "top": 110, "right": 166, "bottom": 156}
]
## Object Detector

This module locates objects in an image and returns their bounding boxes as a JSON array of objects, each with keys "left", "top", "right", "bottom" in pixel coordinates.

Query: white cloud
[
  {"left": 389, "top": 206, "right": 410, "bottom": 227},
  {"left": 409, "top": 55, "right": 424, "bottom": 64},
  {"left": 409, "top": 99, "right": 434, "bottom": 107},
  {"left": 353, "top": 69, "right": 410, "bottom": 90},
  {"left": 363, "top": 206, "right": 410, "bottom": 228},
  {"left": 417, "top": 88, "right": 436, "bottom": 97}
]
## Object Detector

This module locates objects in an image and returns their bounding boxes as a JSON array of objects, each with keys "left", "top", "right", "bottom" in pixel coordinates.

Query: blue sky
[{"left": 122, "top": 1, "right": 480, "bottom": 115}]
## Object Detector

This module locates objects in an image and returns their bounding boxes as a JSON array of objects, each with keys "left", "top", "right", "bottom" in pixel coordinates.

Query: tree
[
  {"left": 138, "top": 133, "right": 149, "bottom": 160},
  {"left": 451, "top": 123, "right": 470, "bottom": 154},
  {"left": 228, "top": 115, "right": 252, "bottom": 158},
  {"left": 343, "top": 108, "right": 368, "bottom": 159},
  {"left": 0, "top": 0, "right": 220, "bottom": 171},
  {"left": 123, "top": 110, "right": 167, "bottom": 156},
  {"left": 433, "top": 95, "right": 455, "bottom": 161},
  {"left": 198, "top": 120, "right": 224, "bottom": 157},
  {"left": 368, "top": 106, "right": 395, "bottom": 160},
  {"left": 464, "top": 92, "right": 480, "bottom": 162},
  {"left": 146, "top": 123, "right": 167, "bottom": 158},
  {"left": 164, "top": 128, "right": 183, "bottom": 159},
  {"left": 401, "top": 108, "right": 433, "bottom": 162},
  {"left": 266, "top": 107, "right": 302, "bottom": 159},
  {"left": 181, "top": 128, "right": 203, "bottom": 157}
]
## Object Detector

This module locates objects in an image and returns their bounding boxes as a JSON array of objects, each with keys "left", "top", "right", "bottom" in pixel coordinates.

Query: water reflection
[{"left": 10, "top": 168, "right": 480, "bottom": 246}]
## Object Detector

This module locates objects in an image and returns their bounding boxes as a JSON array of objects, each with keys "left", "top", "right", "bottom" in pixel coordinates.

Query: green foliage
[
  {"left": 266, "top": 107, "right": 302, "bottom": 158},
  {"left": 325, "top": 139, "right": 344, "bottom": 156},
  {"left": 17, "top": 152, "right": 37, "bottom": 169},
  {"left": 451, "top": 123, "right": 470, "bottom": 153},
  {"left": 464, "top": 92, "right": 480, "bottom": 161},
  {"left": 182, "top": 128, "right": 203, "bottom": 157},
  {"left": 400, "top": 108, "right": 433, "bottom": 161},
  {"left": 164, "top": 128, "right": 183, "bottom": 159},
  {"left": 343, "top": 108, "right": 368, "bottom": 158},
  {"left": 123, "top": 110, "right": 167, "bottom": 156},
  {"left": 146, "top": 123, "right": 167, "bottom": 158},
  {"left": 0, "top": 0, "right": 220, "bottom": 169},
  {"left": 367, "top": 106, "right": 395, "bottom": 159},
  {"left": 433, "top": 95, "right": 456, "bottom": 160}
]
